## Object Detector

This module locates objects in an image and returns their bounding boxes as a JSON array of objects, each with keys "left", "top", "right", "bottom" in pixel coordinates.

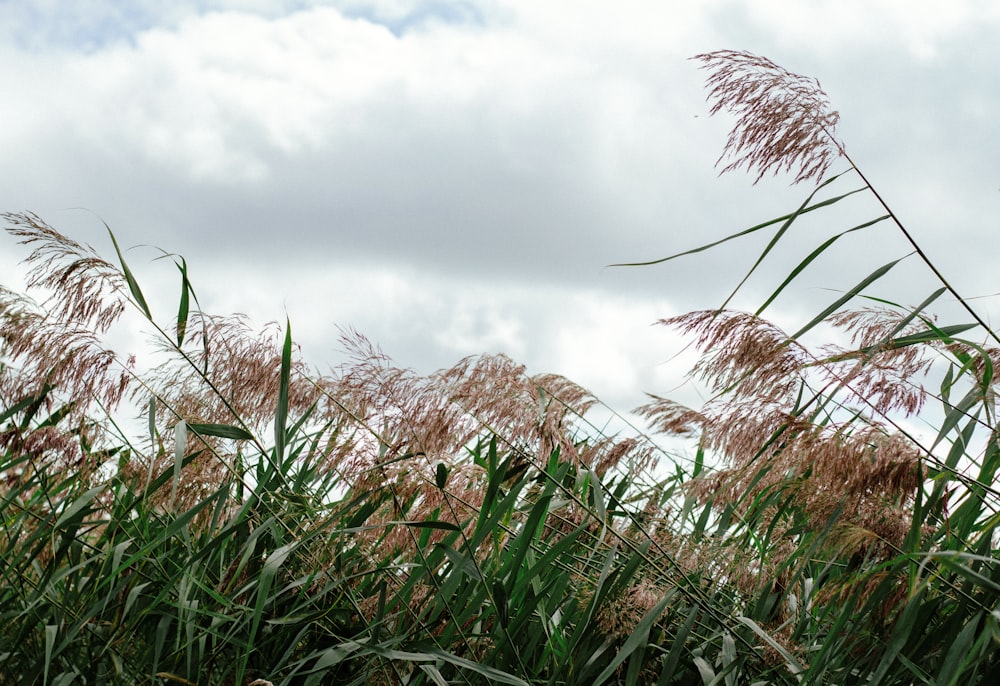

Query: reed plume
[
  {"left": 692, "top": 49, "right": 844, "bottom": 184},
  {"left": 3, "top": 48, "right": 998, "bottom": 684}
]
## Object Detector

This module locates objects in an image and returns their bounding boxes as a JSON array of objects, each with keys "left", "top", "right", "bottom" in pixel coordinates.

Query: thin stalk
[{"left": 837, "top": 148, "right": 1000, "bottom": 347}]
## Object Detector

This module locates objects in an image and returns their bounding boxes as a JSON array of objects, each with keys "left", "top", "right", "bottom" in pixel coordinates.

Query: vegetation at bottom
[{"left": 2, "top": 50, "right": 999, "bottom": 684}]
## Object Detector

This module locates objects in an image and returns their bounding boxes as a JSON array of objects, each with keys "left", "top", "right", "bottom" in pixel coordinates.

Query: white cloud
[
  {"left": 0, "top": 1, "right": 742, "bottom": 279},
  {"left": 3, "top": 0, "right": 1000, "bottom": 426},
  {"left": 544, "top": 292, "right": 679, "bottom": 406},
  {"left": 730, "top": 0, "right": 998, "bottom": 60},
  {"left": 22, "top": 5, "right": 679, "bottom": 186},
  {"left": 70, "top": 9, "right": 406, "bottom": 181}
]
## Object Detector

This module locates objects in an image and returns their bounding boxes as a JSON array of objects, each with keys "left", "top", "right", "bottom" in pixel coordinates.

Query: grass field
[{"left": 1, "top": 50, "right": 998, "bottom": 685}]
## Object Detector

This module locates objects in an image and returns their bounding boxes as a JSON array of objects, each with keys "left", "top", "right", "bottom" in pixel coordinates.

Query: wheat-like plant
[{"left": 2, "top": 50, "right": 1000, "bottom": 686}]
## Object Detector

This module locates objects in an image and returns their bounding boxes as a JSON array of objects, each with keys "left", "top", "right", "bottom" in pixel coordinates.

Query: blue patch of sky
[
  {"left": 1, "top": 2, "right": 164, "bottom": 52},
  {"left": 1, "top": 1, "right": 329, "bottom": 52},
  {"left": 339, "top": 1, "right": 484, "bottom": 37},
  {"left": 3, "top": 0, "right": 484, "bottom": 53}
]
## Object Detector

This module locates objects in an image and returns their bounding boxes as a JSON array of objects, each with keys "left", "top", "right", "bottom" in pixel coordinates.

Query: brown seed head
[{"left": 692, "top": 50, "right": 844, "bottom": 184}]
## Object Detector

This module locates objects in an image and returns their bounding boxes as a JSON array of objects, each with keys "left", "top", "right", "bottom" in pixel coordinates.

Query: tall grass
[{"left": 1, "top": 50, "right": 999, "bottom": 684}]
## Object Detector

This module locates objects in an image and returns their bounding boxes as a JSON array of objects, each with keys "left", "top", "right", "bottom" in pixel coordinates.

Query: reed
[{"left": 1, "top": 50, "right": 997, "bottom": 685}]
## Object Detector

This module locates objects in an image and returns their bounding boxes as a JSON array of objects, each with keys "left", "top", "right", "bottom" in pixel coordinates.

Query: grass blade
[
  {"left": 274, "top": 318, "right": 292, "bottom": 467},
  {"left": 106, "top": 224, "right": 152, "bottom": 320},
  {"left": 735, "top": 616, "right": 804, "bottom": 678},
  {"left": 187, "top": 422, "right": 255, "bottom": 441},
  {"left": 592, "top": 594, "right": 671, "bottom": 685},
  {"left": 175, "top": 257, "right": 191, "bottom": 346},
  {"left": 790, "top": 256, "right": 905, "bottom": 339},
  {"left": 610, "top": 175, "right": 862, "bottom": 267},
  {"left": 756, "top": 214, "right": 889, "bottom": 315}
]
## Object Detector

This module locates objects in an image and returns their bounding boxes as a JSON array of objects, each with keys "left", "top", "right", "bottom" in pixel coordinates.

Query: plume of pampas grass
[{"left": 692, "top": 49, "right": 844, "bottom": 185}]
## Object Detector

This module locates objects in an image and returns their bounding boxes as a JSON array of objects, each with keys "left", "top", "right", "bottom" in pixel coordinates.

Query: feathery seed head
[{"left": 692, "top": 50, "right": 844, "bottom": 185}]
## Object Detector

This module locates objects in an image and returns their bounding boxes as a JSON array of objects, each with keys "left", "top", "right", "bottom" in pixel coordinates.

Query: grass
[{"left": 1, "top": 50, "right": 999, "bottom": 684}]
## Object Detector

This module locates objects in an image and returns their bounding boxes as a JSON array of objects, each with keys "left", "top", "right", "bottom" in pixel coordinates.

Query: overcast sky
[{"left": 2, "top": 0, "right": 999, "bottom": 422}]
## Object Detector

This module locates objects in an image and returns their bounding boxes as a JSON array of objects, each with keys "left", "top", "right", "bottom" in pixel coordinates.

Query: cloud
[
  {"left": 713, "top": 0, "right": 998, "bottom": 60},
  {"left": 1, "top": 3, "right": 743, "bottom": 284},
  {"left": 3, "top": 0, "right": 1000, "bottom": 420}
]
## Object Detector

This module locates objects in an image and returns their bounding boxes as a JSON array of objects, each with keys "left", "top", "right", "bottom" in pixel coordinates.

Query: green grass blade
[
  {"left": 240, "top": 540, "right": 297, "bottom": 682},
  {"left": 175, "top": 257, "right": 191, "bottom": 346},
  {"left": 274, "top": 318, "right": 292, "bottom": 466},
  {"left": 610, "top": 174, "right": 861, "bottom": 267},
  {"left": 592, "top": 594, "right": 671, "bottom": 685},
  {"left": 658, "top": 605, "right": 698, "bottom": 684},
  {"left": 106, "top": 224, "right": 152, "bottom": 320},
  {"left": 403, "top": 520, "right": 462, "bottom": 533},
  {"left": 718, "top": 175, "right": 863, "bottom": 311},
  {"left": 735, "top": 616, "right": 805, "bottom": 677},
  {"left": 187, "top": 422, "right": 255, "bottom": 441},
  {"left": 869, "top": 593, "right": 923, "bottom": 684},
  {"left": 862, "top": 322, "right": 976, "bottom": 352},
  {"left": 44, "top": 625, "right": 57, "bottom": 686},
  {"left": 419, "top": 664, "right": 450, "bottom": 686},
  {"left": 0, "top": 384, "right": 53, "bottom": 425},
  {"left": 790, "top": 256, "right": 905, "bottom": 339},
  {"left": 417, "top": 648, "right": 531, "bottom": 685},
  {"left": 756, "top": 214, "right": 890, "bottom": 315},
  {"left": 53, "top": 486, "right": 103, "bottom": 529},
  {"left": 936, "top": 611, "right": 982, "bottom": 686},
  {"left": 170, "top": 420, "right": 186, "bottom": 510},
  {"left": 693, "top": 656, "right": 716, "bottom": 684}
]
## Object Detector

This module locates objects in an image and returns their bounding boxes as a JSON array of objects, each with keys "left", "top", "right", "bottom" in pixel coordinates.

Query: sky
[{"left": 2, "top": 0, "right": 999, "bottom": 427}]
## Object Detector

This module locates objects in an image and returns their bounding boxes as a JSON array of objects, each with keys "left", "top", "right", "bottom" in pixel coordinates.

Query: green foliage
[{"left": 2, "top": 50, "right": 1000, "bottom": 685}]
